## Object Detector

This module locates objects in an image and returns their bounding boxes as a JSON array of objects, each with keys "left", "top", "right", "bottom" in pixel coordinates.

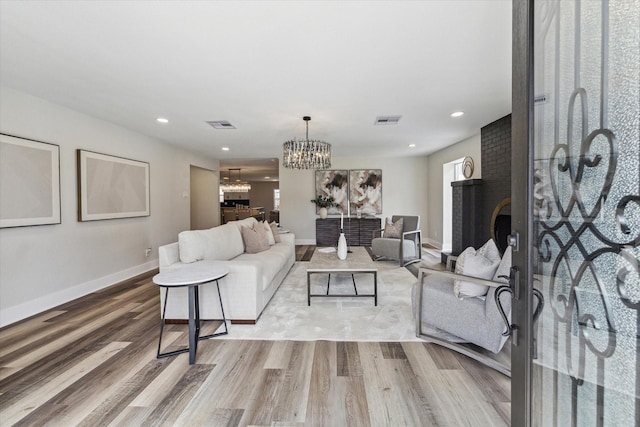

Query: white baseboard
[
  {"left": 424, "top": 237, "right": 443, "bottom": 250},
  {"left": 0, "top": 259, "right": 159, "bottom": 328},
  {"left": 295, "top": 239, "right": 316, "bottom": 245}
]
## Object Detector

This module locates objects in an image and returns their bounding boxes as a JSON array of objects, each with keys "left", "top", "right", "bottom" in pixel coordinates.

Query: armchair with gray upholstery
[
  {"left": 413, "top": 268, "right": 512, "bottom": 375},
  {"left": 371, "top": 215, "right": 422, "bottom": 266}
]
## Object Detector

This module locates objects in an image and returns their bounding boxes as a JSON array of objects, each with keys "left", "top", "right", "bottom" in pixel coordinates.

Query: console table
[{"left": 315, "top": 217, "right": 381, "bottom": 247}]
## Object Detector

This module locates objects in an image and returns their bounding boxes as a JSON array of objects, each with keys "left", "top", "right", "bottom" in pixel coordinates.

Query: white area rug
[{"left": 223, "top": 261, "right": 422, "bottom": 342}]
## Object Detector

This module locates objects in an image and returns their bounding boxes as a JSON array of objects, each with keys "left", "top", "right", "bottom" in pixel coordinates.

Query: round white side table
[{"left": 153, "top": 264, "right": 229, "bottom": 364}]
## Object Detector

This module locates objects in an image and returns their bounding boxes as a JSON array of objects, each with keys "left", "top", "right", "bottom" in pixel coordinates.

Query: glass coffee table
[{"left": 306, "top": 246, "right": 378, "bottom": 306}]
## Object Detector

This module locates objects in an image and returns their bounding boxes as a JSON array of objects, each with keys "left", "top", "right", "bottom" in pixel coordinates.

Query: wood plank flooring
[{"left": 0, "top": 268, "right": 510, "bottom": 426}]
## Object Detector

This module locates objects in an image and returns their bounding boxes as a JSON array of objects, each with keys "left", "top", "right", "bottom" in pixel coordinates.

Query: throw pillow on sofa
[
  {"left": 260, "top": 221, "right": 276, "bottom": 245},
  {"left": 269, "top": 221, "right": 282, "bottom": 243},
  {"left": 383, "top": 217, "right": 403, "bottom": 238},
  {"left": 453, "top": 239, "right": 501, "bottom": 299},
  {"left": 241, "top": 223, "right": 270, "bottom": 254}
]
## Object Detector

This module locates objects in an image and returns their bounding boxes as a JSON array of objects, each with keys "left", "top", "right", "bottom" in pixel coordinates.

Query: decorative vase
[
  {"left": 337, "top": 232, "right": 348, "bottom": 260},
  {"left": 319, "top": 207, "right": 328, "bottom": 219}
]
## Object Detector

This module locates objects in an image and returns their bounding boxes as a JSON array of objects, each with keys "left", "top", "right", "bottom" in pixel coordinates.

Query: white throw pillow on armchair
[
  {"left": 453, "top": 239, "right": 501, "bottom": 299},
  {"left": 493, "top": 246, "right": 512, "bottom": 284}
]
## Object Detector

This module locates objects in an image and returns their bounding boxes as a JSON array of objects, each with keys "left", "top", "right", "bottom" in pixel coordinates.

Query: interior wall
[
  {"left": 280, "top": 156, "right": 429, "bottom": 245},
  {"left": 190, "top": 165, "right": 219, "bottom": 230},
  {"left": 425, "top": 133, "right": 482, "bottom": 248},
  {"left": 247, "top": 181, "right": 278, "bottom": 212},
  {"left": 0, "top": 87, "right": 219, "bottom": 326}
]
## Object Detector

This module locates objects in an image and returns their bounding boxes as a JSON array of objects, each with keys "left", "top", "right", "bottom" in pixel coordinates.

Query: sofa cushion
[
  {"left": 229, "top": 217, "right": 258, "bottom": 231},
  {"left": 383, "top": 217, "right": 403, "bottom": 238},
  {"left": 241, "top": 223, "right": 270, "bottom": 254},
  {"left": 178, "top": 223, "right": 244, "bottom": 263},
  {"left": 235, "top": 247, "right": 288, "bottom": 291}
]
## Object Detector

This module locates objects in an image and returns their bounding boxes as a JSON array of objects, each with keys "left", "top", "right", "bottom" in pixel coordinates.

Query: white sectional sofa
[{"left": 158, "top": 217, "right": 295, "bottom": 323}]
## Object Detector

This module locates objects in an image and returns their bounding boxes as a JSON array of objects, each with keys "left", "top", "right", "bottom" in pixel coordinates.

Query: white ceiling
[{"left": 0, "top": 1, "right": 512, "bottom": 181}]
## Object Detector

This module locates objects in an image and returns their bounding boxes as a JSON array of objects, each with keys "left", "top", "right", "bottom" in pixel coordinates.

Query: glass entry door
[
  {"left": 512, "top": 0, "right": 640, "bottom": 426},
  {"left": 512, "top": 0, "right": 639, "bottom": 425}
]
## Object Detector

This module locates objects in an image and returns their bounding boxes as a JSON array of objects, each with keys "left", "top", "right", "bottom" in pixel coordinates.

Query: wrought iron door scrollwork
[{"left": 536, "top": 85, "right": 640, "bottom": 383}]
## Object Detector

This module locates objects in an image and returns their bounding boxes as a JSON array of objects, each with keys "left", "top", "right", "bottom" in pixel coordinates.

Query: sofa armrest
[
  {"left": 372, "top": 228, "right": 385, "bottom": 239},
  {"left": 417, "top": 267, "right": 504, "bottom": 289},
  {"left": 279, "top": 232, "right": 295, "bottom": 245},
  {"left": 401, "top": 229, "right": 421, "bottom": 261},
  {"left": 159, "top": 242, "right": 180, "bottom": 269},
  {"left": 402, "top": 229, "right": 421, "bottom": 240}
]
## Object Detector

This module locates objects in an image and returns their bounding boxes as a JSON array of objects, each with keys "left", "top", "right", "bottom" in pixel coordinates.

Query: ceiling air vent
[
  {"left": 374, "top": 115, "right": 402, "bottom": 125},
  {"left": 206, "top": 120, "right": 236, "bottom": 129}
]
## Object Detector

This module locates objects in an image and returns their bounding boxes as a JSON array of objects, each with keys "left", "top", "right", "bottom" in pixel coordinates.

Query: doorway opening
[{"left": 190, "top": 165, "right": 219, "bottom": 230}]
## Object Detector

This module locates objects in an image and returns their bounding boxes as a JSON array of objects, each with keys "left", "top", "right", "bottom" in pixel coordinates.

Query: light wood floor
[{"left": 0, "top": 270, "right": 510, "bottom": 426}]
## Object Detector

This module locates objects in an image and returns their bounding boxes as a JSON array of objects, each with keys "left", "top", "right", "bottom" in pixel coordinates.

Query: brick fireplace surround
[{"left": 449, "top": 114, "right": 512, "bottom": 258}]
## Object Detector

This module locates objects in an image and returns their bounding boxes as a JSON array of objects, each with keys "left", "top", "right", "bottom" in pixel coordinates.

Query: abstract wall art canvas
[
  {"left": 349, "top": 169, "right": 382, "bottom": 215},
  {"left": 77, "top": 150, "right": 150, "bottom": 221},
  {"left": 0, "top": 134, "right": 61, "bottom": 228},
  {"left": 314, "top": 169, "right": 349, "bottom": 214}
]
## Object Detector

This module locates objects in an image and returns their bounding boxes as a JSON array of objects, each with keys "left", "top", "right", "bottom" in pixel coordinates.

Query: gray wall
[
  {"left": 0, "top": 87, "right": 219, "bottom": 326},
  {"left": 280, "top": 156, "right": 429, "bottom": 245},
  {"left": 248, "top": 181, "right": 279, "bottom": 213},
  {"left": 425, "top": 133, "right": 482, "bottom": 248}
]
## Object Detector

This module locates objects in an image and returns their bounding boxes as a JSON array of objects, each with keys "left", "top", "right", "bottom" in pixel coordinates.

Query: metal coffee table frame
[{"left": 306, "top": 247, "right": 378, "bottom": 306}]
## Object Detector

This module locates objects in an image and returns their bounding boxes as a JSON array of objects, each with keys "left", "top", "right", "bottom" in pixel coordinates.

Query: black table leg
[
  {"left": 156, "top": 287, "right": 170, "bottom": 359},
  {"left": 374, "top": 272, "right": 378, "bottom": 306},
  {"left": 188, "top": 285, "right": 197, "bottom": 364},
  {"left": 200, "top": 279, "right": 229, "bottom": 339}
]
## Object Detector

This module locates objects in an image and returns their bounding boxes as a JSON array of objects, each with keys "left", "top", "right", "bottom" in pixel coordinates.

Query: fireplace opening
[{"left": 491, "top": 197, "right": 511, "bottom": 255}]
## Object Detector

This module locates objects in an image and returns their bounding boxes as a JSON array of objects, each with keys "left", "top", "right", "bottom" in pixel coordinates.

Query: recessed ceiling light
[
  {"left": 408, "top": 144, "right": 416, "bottom": 148},
  {"left": 221, "top": 147, "right": 230, "bottom": 151},
  {"left": 156, "top": 117, "right": 169, "bottom": 123},
  {"left": 265, "top": 176, "right": 270, "bottom": 179},
  {"left": 450, "top": 111, "right": 464, "bottom": 117}
]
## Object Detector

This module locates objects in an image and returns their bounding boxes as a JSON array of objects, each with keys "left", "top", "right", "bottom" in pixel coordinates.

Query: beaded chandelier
[
  {"left": 219, "top": 168, "right": 251, "bottom": 192},
  {"left": 282, "top": 116, "right": 331, "bottom": 169}
]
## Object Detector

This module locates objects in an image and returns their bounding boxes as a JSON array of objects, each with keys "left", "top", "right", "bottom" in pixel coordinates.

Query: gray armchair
[
  {"left": 413, "top": 267, "right": 512, "bottom": 376},
  {"left": 371, "top": 215, "right": 422, "bottom": 266}
]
